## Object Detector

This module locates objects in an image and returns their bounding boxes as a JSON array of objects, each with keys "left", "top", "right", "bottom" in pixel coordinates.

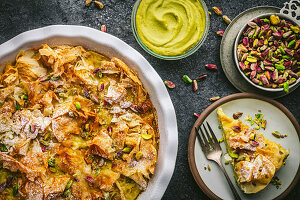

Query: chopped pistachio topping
[
  {"left": 75, "top": 101, "right": 81, "bottom": 110},
  {"left": 48, "top": 158, "right": 55, "bottom": 167},
  {"left": 0, "top": 143, "right": 8, "bottom": 152},
  {"left": 135, "top": 151, "right": 143, "bottom": 160},
  {"left": 65, "top": 180, "right": 73, "bottom": 190},
  {"left": 229, "top": 152, "right": 239, "bottom": 159},
  {"left": 141, "top": 133, "right": 152, "bottom": 140},
  {"left": 13, "top": 183, "right": 18, "bottom": 196},
  {"left": 122, "top": 147, "right": 132, "bottom": 153},
  {"left": 96, "top": 169, "right": 101, "bottom": 176},
  {"left": 121, "top": 115, "right": 132, "bottom": 122}
]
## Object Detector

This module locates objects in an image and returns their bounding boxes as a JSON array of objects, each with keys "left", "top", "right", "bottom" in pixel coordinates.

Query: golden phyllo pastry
[
  {"left": 0, "top": 45, "right": 159, "bottom": 200},
  {"left": 217, "top": 108, "right": 289, "bottom": 193}
]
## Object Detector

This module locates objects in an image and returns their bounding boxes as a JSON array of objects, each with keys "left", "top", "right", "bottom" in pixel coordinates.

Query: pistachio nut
[
  {"left": 272, "top": 69, "right": 279, "bottom": 81},
  {"left": 205, "top": 64, "right": 218, "bottom": 70},
  {"left": 192, "top": 80, "right": 198, "bottom": 92},
  {"left": 270, "top": 15, "right": 280, "bottom": 25},
  {"left": 101, "top": 25, "right": 107, "bottom": 32},
  {"left": 216, "top": 30, "right": 224, "bottom": 37},
  {"left": 164, "top": 80, "right": 175, "bottom": 89},
  {"left": 85, "top": 0, "right": 92, "bottom": 7},
  {"left": 212, "top": 6, "right": 222, "bottom": 15},
  {"left": 223, "top": 15, "right": 231, "bottom": 25},
  {"left": 94, "top": 1, "right": 104, "bottom": 9},
  {"left": 209, "top": 96, "right": 220, "bottom": 102}
]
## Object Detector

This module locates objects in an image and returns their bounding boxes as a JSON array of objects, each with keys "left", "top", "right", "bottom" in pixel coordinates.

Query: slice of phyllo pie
[{"left": 217, "top": 108, "right": 289, "bottom": 193}]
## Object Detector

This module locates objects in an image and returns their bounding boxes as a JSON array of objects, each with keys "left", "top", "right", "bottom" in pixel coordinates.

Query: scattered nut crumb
[{"left": 207, "top": 164, "right": 211, "bottom": 171}]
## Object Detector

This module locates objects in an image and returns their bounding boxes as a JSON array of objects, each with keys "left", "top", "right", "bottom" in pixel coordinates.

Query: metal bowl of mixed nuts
[{"left": 234, "top": 13, "right": 300, "bottom": 93}]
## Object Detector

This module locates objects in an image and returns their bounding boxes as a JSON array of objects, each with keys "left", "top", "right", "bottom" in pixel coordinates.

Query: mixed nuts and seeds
[{"left": 237, "top": 15, "right": 300, "bottom": 92}]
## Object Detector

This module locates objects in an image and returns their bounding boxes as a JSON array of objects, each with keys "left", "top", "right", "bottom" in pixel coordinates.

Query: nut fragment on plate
[
  {"left": 272, "top": 131, "right": 287, "bottom": 138},
  {"left": 233, "top": 112, "right": 243, "bottom": 119},
  {"left": 237, "top": 15, "right": 300, "bottom": 92},
  {"left": 0, "top": 45, "right": 159, "bottom": 200}
]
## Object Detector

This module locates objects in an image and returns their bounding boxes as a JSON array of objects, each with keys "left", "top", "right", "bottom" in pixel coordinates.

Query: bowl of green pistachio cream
[{"left": 132, "top": 0, "right": 210, "bottom": 60}]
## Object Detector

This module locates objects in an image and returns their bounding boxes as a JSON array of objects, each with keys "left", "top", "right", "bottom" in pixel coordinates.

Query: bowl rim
[
  {"left": 0, "top": 25, "right": 178, "bottom": 200},
  {"left": 131, "top": 0, "right": 210, "bottom": 60},
  {"left": 233, "top": 13, "right": 300, "bottom": 92}
]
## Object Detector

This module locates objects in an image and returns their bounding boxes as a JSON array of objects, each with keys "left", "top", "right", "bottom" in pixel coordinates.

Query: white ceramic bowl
[{"left": 0, "top": 25, "right": 178, "bottom": 200}]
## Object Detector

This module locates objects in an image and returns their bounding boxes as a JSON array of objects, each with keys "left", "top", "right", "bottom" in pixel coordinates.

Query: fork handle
[{"left": 216, "top": 159, "right": 241, "bottom": 200}]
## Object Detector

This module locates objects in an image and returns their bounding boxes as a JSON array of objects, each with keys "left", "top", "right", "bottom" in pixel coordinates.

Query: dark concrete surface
[{"left": 0, "top": 0, "right": 299, "bottom": 199}]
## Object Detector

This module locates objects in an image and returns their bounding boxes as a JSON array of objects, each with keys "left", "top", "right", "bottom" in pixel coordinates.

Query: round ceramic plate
[
  {"left": 0, "top": 25, "right": 178, "bottom": 200},
  {"left": 220, "top": 6, "right": 300, "bottom": 98},
  {"left": 188, "top": 93, "right": 300, "bottom": 200}
]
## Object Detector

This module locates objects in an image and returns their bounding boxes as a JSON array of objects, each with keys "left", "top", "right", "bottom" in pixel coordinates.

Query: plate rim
[
  {"left": 188, "top": 92, "right": 300, "bottom": 200},
  {"left": 0, "top": 25, "right": 178, "bottom": 200}
]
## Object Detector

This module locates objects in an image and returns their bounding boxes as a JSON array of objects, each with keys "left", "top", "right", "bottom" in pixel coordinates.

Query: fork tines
[{"left": 195, "top": 122, "right": 221, "bottom": 151}]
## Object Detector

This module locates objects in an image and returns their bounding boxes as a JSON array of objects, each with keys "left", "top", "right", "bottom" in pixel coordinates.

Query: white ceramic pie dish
[{"left": 0, "top": 25, "right": 178, "bottom": 200}]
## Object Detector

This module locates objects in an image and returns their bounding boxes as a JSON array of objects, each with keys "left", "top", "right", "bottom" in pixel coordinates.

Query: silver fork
[{"left": 195, "top": 122, "right": 241, "bottom": 200}]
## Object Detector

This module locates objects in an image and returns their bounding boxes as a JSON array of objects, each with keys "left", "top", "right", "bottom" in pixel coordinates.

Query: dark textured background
[{"left": 0, "top": 0, "right": 299, "bottom": 199}]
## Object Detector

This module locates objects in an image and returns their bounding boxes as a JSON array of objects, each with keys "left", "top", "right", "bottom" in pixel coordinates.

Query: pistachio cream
[{"left": 136, "top": 0, "right": 206, "bottom": 56}]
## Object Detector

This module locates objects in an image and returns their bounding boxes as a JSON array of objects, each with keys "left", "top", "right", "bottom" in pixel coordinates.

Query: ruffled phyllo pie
[
  {"left": 217, "top": 108, "right": 289, "bottom": 194},
  {"left": 0, "top": 45, "right": 159, "bottom": 200}
]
